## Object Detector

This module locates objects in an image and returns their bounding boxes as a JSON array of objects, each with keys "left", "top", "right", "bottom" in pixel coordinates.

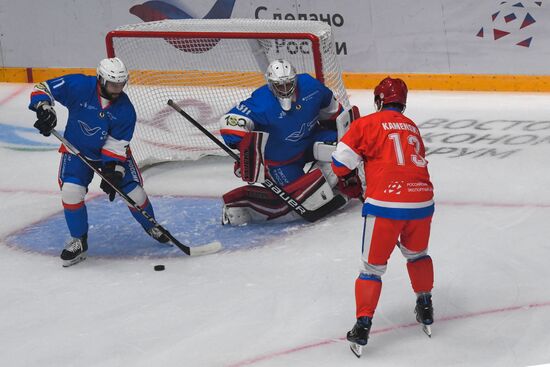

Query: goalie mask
[
  {"left": 97, "top": 57, "right": 129, "bottom": 101},
  {"left": 265, "top": 59, "right": 297, "bottom": 111}
]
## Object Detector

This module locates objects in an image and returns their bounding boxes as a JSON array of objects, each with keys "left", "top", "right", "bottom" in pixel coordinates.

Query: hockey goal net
[{"left": 106, "top": 19, "right": 349, "bottom": 166}]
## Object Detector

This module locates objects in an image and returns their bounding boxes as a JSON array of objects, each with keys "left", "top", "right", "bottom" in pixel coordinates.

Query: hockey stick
[
  {"left": 50, "top": 129, "right": 222, "bottom": 256},
  {"left": 167, "top": 100, "right": 347, "bottom": 222}
]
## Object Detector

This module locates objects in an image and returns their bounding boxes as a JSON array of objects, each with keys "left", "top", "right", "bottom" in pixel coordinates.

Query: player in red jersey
[{"left": 331, "top": 77, "right": 435, "bottom": 357}]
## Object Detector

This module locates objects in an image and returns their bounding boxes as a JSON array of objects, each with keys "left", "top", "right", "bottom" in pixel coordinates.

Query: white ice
[{"left": 1, "top": 83, "right": 549, "bottom": 366}]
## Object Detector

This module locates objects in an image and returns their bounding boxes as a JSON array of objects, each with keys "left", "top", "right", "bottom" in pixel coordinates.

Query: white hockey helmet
[
  {"left": 97, "top": 57, "right": 129, "bottom": 85},
  {"left": 265, "top": 59, "right": 297, "bottom": 111}
]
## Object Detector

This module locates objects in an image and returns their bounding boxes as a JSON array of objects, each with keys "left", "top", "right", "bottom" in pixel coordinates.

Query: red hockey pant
[{"left": 355, "top": 215, "right": 434, "bottom": 318}]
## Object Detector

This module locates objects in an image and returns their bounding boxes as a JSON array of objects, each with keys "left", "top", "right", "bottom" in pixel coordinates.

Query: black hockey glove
[
  {"left": 33, "top": 103, "right": 57, "bottom": 136},
  {"left": 100, "top": 162, "right": 125, "bottom": 202}
]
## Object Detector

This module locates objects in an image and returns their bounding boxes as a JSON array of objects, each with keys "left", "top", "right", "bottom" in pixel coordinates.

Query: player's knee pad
[
  {"left": 360, "top": 262, "right": 387, "bottom": 278},
  {"left": 399, "top": 243, "right": 429, "bottom": 262},
  {"left": 61, "top": 182, "right": 86, "bottom": 206},
  {"left": 126, "top": 184, "right": 148, "bottom": 207}
]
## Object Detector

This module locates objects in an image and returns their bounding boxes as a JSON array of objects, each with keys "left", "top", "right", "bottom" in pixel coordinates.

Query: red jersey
[{"left": 332, "top": 108, "right": 434, "bottom": 220}]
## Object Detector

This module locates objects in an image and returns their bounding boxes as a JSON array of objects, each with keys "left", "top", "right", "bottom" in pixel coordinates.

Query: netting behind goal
[{"left": 106, "top": 19, "right": 348, "bottom": 166}]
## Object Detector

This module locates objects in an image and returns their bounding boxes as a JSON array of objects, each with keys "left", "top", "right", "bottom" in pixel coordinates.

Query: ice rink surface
[{"left": 1, "top": 83, "right": 549, "bottom": 366}]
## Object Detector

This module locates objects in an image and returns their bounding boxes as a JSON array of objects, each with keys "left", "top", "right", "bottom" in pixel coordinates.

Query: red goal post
[{"left": 105, "top": 19, "right": 349, "bottom": 166}]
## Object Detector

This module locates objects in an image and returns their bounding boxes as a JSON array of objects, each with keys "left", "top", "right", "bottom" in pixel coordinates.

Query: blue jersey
[
  {"left": 29, "top": 74, "right": 136, "bottom": 163},
  {"left": 220, "top": 73, "right": 340, "bottom": 166}
]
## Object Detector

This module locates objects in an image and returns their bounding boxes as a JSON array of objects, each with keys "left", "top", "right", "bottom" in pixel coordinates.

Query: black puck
[{"left": 154, "top": 265, "right": 165, "bottom": 271}]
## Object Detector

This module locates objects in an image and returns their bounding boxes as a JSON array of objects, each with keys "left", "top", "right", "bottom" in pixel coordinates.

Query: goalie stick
[
  {"left": 50, "top": 129, "right": 222, "bottom": 256},
  {"left": 167, "top": 99, "right": 347, "bottom": 223}
]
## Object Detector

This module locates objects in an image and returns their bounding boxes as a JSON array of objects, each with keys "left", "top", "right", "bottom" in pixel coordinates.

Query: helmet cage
[{"left": 265, "top": 59, "right": 297, "bottom": 100}]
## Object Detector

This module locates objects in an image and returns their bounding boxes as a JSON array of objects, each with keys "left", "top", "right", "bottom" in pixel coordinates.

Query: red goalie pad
[
  {"left": 239, "top": 132, "right": 268, "bottom": 183},
  {"left": 223, "top": 168, "right": 330, "bottom": 221}
]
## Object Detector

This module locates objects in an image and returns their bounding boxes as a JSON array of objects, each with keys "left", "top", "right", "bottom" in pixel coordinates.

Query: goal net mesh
[{"left": 107, "top": 19, "right": 348, "bottom": 166}]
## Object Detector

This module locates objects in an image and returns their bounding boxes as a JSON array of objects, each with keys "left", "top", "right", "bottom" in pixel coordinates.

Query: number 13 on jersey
[{"left": 388, "top": 133, "right": 427, "bottom": 167}]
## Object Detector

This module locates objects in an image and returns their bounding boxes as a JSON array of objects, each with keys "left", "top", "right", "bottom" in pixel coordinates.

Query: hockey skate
[
  {"left": 347, "top": 316, "right": 372, "bottom": 358},
  {"left": 146, "top": 226, "right": 171, "bottom": 244},
  {"left": 415, "top": 293, "right": 434, "bottom": 337},
  {"left": 60, "top": 235, "right": 88, "bottom": 267}
]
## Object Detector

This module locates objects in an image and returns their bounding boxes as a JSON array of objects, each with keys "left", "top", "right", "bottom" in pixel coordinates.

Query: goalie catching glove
[{"left": 100, "top": 162, "right": 125, "bottom": 201}]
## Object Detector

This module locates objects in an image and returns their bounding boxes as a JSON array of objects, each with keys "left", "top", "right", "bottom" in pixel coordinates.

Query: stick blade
[{"left": 188, "top": 240, "right": 223, "bottom": 256}]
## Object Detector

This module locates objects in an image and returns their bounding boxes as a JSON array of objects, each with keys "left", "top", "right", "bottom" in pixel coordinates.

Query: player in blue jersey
[
  {"left": 29, "top": 57, "right": 169, "bottom": 267},
  {"left": 219, "top": 59, "right": 359, "bottom": 225}
]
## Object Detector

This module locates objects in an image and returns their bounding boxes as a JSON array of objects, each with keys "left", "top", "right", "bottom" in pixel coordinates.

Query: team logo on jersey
[
  {"left": 285, "top": 118, "right": 318, "bottom": 142},
  {"left": 285, "top": 124, "right": 307, "bottom": 142},
  {"left": 295, "top": 104, "right": 302, "bottom": 110},
  {"left": 99, "top": 112, "right": 105, "bottom": 119},
  {"left": 384, "top": 181, "right": 405, "bottom": 195},
  {"left": 78, "top": 120, "right": 102, "bottom": 136}
]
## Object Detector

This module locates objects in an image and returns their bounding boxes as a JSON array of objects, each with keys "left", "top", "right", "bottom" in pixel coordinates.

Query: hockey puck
[{"left": 154, "top": 265, "right": 165, "bottom": 271}]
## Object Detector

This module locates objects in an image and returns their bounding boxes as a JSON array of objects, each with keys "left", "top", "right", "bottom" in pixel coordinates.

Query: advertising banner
[{"left": 1, "top": 0, "right": 549, "bottom": 74}]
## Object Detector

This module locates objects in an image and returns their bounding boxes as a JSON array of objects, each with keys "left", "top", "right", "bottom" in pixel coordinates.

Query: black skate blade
[
  {"left": 349, "top": 343, "right": 363, "bottom": 358},
  {"left": 422, "top": 324, "right": 432, "bottom": 337}
]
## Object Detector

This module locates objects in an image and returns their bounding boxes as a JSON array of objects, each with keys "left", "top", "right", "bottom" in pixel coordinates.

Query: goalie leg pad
[
  {"left": 313, "top": 142, "right": 337, "bottom": 163},
  {"left": 222, "top": 168, "right": 340, "bottom": 224},
  {"left": 240, "top": 131, "right": 268, "bottom": 183},
  {"left": 223, "top": 185, "right": 292, "bottom": 224},
  {"left": 286, "top": 168, "right": 336, "bottom": 211}
]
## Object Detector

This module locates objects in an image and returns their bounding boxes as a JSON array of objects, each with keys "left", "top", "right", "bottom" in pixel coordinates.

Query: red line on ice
[
  {"left": 226, "top": 301, "right": 550, "bottom": 367},
  {"left": 0, "top": 84, "right": 29, "bottom": 106},
  {"left": 2, "top": 189, "right": 549, "bottom": 208}
]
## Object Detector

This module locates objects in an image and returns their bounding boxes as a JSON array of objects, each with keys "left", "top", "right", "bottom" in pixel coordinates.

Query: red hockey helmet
[{"left": 374, "top": 77, "right": 408, "bottom": 111}]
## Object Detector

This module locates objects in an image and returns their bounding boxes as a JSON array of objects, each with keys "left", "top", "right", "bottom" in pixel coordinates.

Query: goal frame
[
  {"left": 103, "top": 20, "right": 347, "bottom": 166},
  {"left": 106, "top": 30, "right": 325, "bottom": 83}
]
